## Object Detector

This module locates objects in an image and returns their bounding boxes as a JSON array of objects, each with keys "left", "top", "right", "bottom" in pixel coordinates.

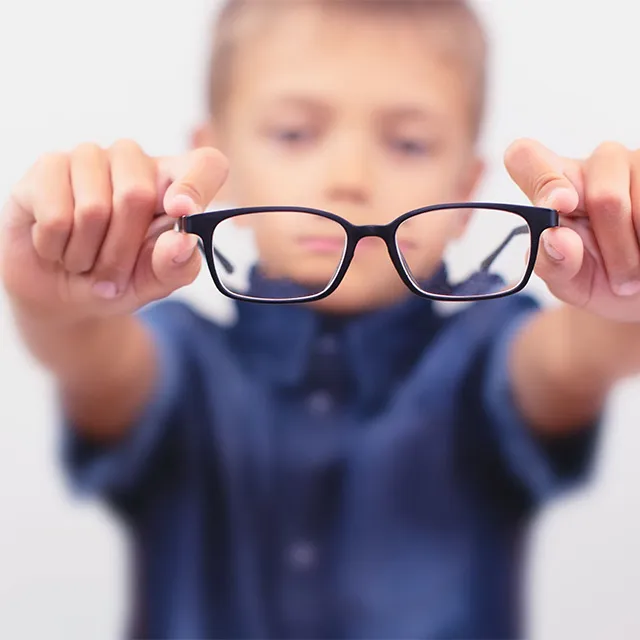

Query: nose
[{"left": 323, "top": 127, "right": 373, "bottom": 205}]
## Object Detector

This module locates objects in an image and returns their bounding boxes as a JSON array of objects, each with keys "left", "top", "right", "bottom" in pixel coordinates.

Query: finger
[
  {"left": 11, "top": 153, "right": 74, "bottom": 262},
  {"left": 156, "top": 147, "right": 229, "bottom": 218},
  {"left": 91, "top": 140, "right": 157, "bottom": 298},
  {"left": 534, "top": 226, "right": 592, "bottom": 306},
  {"left": 64, "top": 143, "right": 112, "bottom": 274},
  {"left": 144, "top": 214, "right": 176, "bottom": 242},
  {"left": 504, "top": 138, "right": 582, "bottom": 213},
  {"left": 584, "top": 142, "right": 640, "bottom": 296},
  {"left": 133, "top": 230, "right": 201, "bottom": 303},
  {"left": 631, "top": 149, "right": 640, "bottom": 245}
]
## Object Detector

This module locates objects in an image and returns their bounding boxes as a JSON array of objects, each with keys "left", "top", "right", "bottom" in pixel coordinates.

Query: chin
[{"left": 309, "top": 281, "right": 410, "bottom": 316}]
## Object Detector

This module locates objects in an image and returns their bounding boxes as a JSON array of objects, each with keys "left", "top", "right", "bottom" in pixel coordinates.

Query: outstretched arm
[{"left": 504, "top": 138, "right": 640, "bottom": 434}]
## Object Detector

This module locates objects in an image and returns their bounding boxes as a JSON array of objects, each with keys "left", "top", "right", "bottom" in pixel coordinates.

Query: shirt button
[
  {"left": 307, "top": 390, "right": 334, "bottom": 415},
  {"left": 287, "top": 540, "right": 318, "bottom": 571},
  {"left": 318, "top": 334, "right": 339, "bottom": 355}
]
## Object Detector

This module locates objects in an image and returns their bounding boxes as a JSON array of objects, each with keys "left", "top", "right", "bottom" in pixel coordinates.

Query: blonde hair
[{"left": 206, "top": 0, "right": 488, "bottom": 137}]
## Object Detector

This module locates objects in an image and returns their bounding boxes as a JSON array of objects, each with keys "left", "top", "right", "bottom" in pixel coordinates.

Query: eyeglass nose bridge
[{"left": 351, "top": 223, "right": 396, "bottom": 243}]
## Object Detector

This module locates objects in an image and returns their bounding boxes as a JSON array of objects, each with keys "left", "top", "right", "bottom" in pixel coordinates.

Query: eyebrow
[
  {"left": 264, "top": 94, "right": 441, "bottom": 122},
  {"left": 263, "top": 95, "right": 329, "bottom": 113},
  {"left": 379, "top": 104, "right": 446, "bottom": 125}
]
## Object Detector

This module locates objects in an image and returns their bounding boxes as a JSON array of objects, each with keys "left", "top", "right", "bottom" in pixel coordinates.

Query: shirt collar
[{"left": 228, "top": 268, "right": 446, "bottom": 408}]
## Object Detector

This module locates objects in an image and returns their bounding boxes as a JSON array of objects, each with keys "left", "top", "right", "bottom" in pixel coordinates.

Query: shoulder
[
  {"left": 138, "top": 297, "right": 225, "bottom": 329},
  {"left": 136, "top": 298, "right": 231, "bottom": 358}
]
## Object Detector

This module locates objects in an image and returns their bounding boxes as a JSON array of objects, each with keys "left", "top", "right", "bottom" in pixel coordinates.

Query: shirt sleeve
[
  {"left": 59, "top": 301, "right": 190, "bottom": 504},
  {"left": 481, "top": 301, "right": 601, "bottom": 503}
]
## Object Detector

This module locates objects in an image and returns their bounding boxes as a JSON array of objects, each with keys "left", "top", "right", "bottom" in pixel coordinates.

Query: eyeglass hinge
[{"left": 174, "top": 216, "right": 186, "bottom": 233}]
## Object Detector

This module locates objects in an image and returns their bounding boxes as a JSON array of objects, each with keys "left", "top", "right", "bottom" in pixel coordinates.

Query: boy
[{"left": 3, "top": 0, "right": 640, "bottom": 637}]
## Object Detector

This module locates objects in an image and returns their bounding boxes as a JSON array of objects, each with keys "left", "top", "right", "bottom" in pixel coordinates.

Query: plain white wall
[{"left": 0, "top": 1, "right": 639, "bottom": 638}]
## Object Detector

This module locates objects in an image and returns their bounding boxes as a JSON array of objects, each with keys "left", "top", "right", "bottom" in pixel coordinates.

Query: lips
[{"left": 297, "top": 235, "right": 418, "bottom": 255}]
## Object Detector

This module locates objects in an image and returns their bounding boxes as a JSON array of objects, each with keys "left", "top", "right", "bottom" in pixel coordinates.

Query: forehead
[{"left": 226, "top": 6, "right": 472, "bottom": 121}]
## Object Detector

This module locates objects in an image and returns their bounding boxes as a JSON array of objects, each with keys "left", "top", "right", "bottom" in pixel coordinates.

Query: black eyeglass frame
[{"left": 177, "top": 203, "right": 559, "bottom": 304}]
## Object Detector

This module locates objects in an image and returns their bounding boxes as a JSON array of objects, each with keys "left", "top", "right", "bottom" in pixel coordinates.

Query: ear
[
  {"left": 191, "top": 120, "right": 219, "bottom": 150},
  {"left": 190, "top": 121, "right": 233, "bottom": 205}
]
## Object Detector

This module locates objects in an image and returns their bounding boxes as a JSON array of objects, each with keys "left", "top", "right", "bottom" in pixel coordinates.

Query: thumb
[
  {"left": 534, "top": 226, "right": 592, "bottom": 306},
  {"left": 148, "top": 230, "right": 202, "bottom": 298},
  {"left": 504, "top": 138, "right": 581, "bottom": 213}
]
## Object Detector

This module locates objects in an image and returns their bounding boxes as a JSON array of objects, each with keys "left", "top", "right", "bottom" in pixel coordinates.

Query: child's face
[{"left": 196, "top": 6, "right": 484, "bottom": 313}]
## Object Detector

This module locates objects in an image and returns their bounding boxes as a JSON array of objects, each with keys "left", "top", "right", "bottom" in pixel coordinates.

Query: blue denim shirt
[{"left": 63, "top": 273, "right": 597, "bottom": 639}]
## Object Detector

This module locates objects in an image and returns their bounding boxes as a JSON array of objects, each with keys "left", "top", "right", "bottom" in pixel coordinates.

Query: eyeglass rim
[{"left": 180, "top": 202, "right": 559, "bottom": 304}]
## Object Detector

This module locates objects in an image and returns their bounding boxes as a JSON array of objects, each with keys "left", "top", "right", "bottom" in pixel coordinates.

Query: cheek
[
  {"left": 223, "top": 132, "right": 323, "bottom": 207},
  {"left": 394, "top": 215, "right": 458, "bottom": 276},
  {"left": 376, "top": 159, "right": 470, "bottom": 212},
  {"left": 452, "top": 210, "right": 473, "bottom": 239},
  {"left": 217, "top": 128, "right": 275, "bottom": 204},
  {"left": 227, "top": 158, "right": 313, "bottom": 207},
  {"left": 250, "top": 217, "right": 300, "bottom": 270},
  {"left": 398, "top": 214, "right": 454, "bottom": 248},
  {"left": 224, "top": 158, "right": 273, "bottom": 206}
]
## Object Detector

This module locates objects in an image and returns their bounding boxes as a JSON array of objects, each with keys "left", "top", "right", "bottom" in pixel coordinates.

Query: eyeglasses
[{"left": 175, "top": 203, "right": 558, "bottom": 304}]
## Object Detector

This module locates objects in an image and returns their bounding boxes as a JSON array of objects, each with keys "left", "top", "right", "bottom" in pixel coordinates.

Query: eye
[
  {"left": 389, "top": 137, "right": 434, "bottom": 157},
  {"left": 269, "top": 126, "right": 315, "bottom": 145}
]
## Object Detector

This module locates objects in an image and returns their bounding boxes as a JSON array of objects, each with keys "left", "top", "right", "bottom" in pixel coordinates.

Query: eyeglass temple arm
[
  {"left": 480, "top": 225, "right": 529, "bottom": 272},
  {"left": 213, "top": 247, "right": 235, "bottom": 275}
]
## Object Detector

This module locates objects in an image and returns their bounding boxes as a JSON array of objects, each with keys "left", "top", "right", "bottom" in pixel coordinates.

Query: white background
[{"left": 1, "top": 1, "right": 640, "bottom": 638}]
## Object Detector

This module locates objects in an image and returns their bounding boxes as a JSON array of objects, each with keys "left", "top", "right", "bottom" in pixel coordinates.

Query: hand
[
  {"left": 505, "top": 138, "right": 640, "bottom": 322},
  {"left": 0, "top": 140, "right": 228, "bottom": 323}
]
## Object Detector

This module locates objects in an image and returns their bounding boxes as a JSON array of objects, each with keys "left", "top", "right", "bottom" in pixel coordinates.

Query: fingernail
[
  {"left": 172, "top": 236, "right": 198, "bottom": 265},
  {"left": 543, "top": 235, "right": 564, "bottom": 261},
  {"left": 614, "top": 281, "right": 640, "bottom": 297},
  {"left": 93, "top": 281, "right": 119, "bottom": 299}
]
